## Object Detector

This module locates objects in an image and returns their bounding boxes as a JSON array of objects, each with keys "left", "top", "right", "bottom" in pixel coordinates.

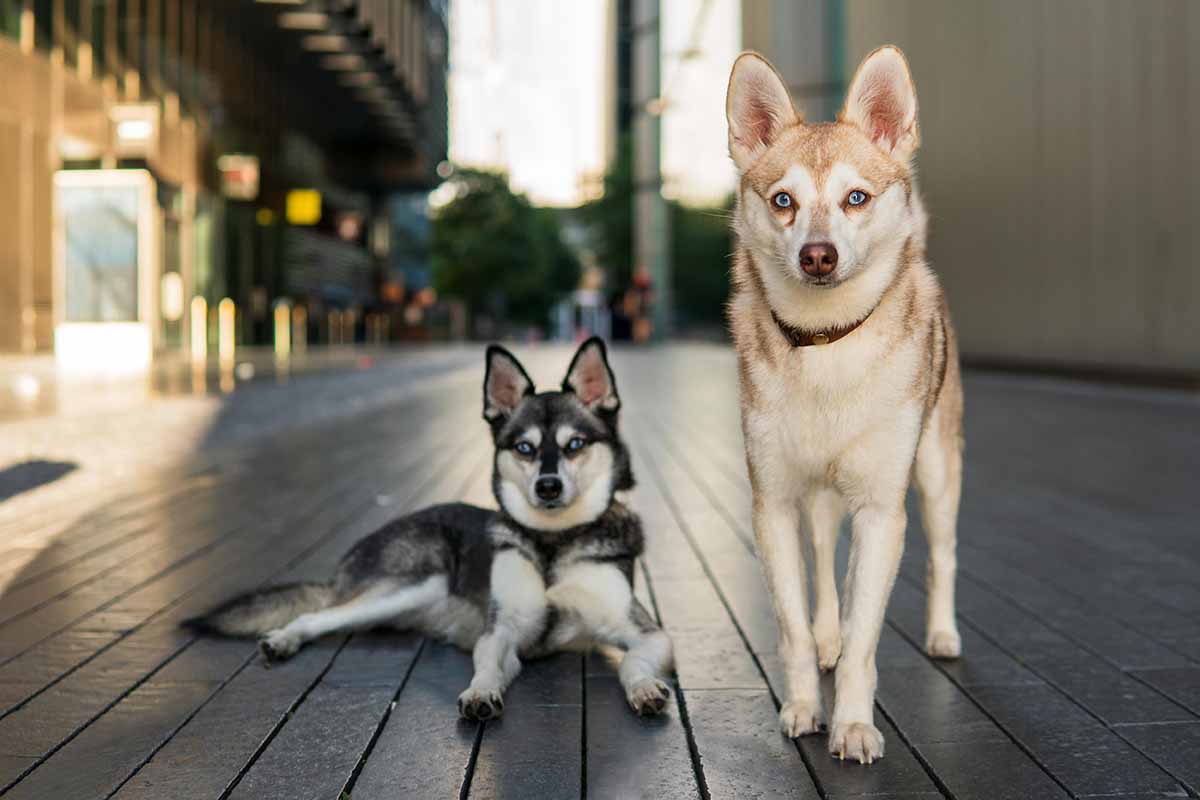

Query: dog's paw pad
[
  {"left": 829, "top": 721, "right": 884, "bottom": 764},
  {"left": 259, "top": 630, "right": 299, "bottom": 662},
  {"left": 780, "top": 700, "right": 825, "bottom": 738},
  {"left": 458, "top": 688, "right": 504, "bottom": 721},
  {"left": 926, "top": 629, "right": 961, "bottom": 660},
  {"left": 627, "top": 678, "right": 671, "bottom": 716}
]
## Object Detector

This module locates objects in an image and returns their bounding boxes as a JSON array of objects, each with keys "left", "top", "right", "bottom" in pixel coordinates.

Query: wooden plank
[
  {"left": 467, "top": 653, "right": 583, "bottom": 799},
  {"left": 113, "top": 439, "right": 489, "bottom": 799},
  {"left": 683, "top": 690, "right": 818, "bottom": 799},
  {"left": 0, "top": 427, "right": 482, "bottom": 795},
  {"left": 2, "top": 637, "right": 252, "bottom": 799},
  {"left": 348, "top": 642, "right": 479, "bottom": 798},
  {"left": 110, "top": 639, "right": 346, "bottom": 800}
]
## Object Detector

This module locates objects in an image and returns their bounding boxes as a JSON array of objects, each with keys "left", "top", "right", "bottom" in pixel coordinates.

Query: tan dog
[{"left": 725, "top": 46, "right": 963, "bottom": 764}]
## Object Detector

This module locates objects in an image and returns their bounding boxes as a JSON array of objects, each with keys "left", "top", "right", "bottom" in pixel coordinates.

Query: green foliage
[
  {"left": 580, "top": 137, "right": 734, "bottom": 332},
  {"left": 671, "top": 199, "right": 734, "bottom": 330},
  {"left": 431, "top": 169, "right": 580, "bottom": 330},
  {"left": 579, "top": 136, "right": 635, "bottom": 289}
]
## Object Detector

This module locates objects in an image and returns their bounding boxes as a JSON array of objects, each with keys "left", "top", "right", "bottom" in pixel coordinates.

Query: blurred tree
[
  {"left": 581, "top": 138, "right": 734, "bottom": 335},
  {"left": 580, "top": 135, "right": 635, "bottom": 289},
  {"left": 670, "top": 198, "right": 734, "bottom": 331},
  {"left": 431, "top": 169, "right": 580, "bottom": 332}
]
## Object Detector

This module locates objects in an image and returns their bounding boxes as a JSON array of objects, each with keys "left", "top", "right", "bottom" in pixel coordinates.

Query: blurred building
[
  {"left": 744, "top": 0, "right": 1199, "bottom": 378},
  {"left": 0, "top": 0, "right": 448, "bottom": 365}
]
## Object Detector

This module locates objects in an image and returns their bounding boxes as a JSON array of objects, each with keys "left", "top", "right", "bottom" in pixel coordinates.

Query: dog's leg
[
  {"left": 260, "top": 576, "right": 447, "bottom": 661},
  {"left": 616, "top": 599, "right": 674, "bottom": 715},
  {"left": 805, "top": 489, "right": 845, "bottom": 671},
  {"left": 543, "top": 562, "right": 674, "bottom": 715},
  {"left": 459, "top": 550, "right": 546, "bottom": 720},
  {"left": 829, "top": 503, "right": 905, "bottom": 763},
  {"left": 754, "top": 497, "right": 824, "bottom": 737},
  {"left": 914, "top": 408, "right": 962, "bottom": 659}
]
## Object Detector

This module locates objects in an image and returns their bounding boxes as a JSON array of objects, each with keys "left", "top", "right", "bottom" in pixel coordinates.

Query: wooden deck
[{"left": 0, "top": 344, "right": 1197, "bottom": 799}]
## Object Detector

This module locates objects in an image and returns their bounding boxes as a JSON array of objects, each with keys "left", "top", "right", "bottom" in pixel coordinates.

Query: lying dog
[
  {"left": 186, "top": 339, "right": 674, "bottom": 719},
  {"left": 725, "top": 46, "right": 964, "bottom": 763}
]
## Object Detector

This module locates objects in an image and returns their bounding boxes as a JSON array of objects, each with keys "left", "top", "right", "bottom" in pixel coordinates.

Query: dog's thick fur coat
[
  {"left": 186, "top": 339, "right": 674, "bottom": 719},
  {"left": 726, "top": 47, "right": 964, "bottom": 763}
]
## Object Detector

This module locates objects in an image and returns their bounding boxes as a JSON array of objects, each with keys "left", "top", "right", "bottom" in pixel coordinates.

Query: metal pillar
[{"left": 631, "top": 0, "right": 671, "bottom": 339}]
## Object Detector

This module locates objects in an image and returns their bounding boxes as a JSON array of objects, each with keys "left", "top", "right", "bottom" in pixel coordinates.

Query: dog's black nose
[
  {"left": 535, "top": 476, "right": 563, "bottom": 501},
  {"left": 799, "top": 242, "right": 838, "bottom": 276}
]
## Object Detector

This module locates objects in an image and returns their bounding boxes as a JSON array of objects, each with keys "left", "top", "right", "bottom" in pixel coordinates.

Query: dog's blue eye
[
  {"left": 772, "top": 192, "right": 792, "bottom": 209},
  {"left": 847, "top": 190, "right": 869, "bottom": 207},
  {"left": 566, "top": 437, "right": 586, "bottom": 453},
  {"left": 514, "top": 441, "right": 535, "bottom": 456}
]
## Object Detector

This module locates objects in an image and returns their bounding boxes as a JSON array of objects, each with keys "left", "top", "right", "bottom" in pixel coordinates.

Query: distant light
[
  {"left": 321, "top": 54, "right": 366, "bottom": 70},
  {"left": 55, "top": 323, "right": 151, "bottom": 375},
  {"left": 59, "top": 135, "right": 99, "bottom": 160},
  {"left": 11, "top": 373, "right": 40, "bottom": 401},
  {"left": 116, "top": 119, "right": 153, "bottom": 142},
  {"left": 301, "top": 34, "right": 349, "bottom": 52},
  {"left": 277, "top": 12, "right": 329, "bottom": 29}
]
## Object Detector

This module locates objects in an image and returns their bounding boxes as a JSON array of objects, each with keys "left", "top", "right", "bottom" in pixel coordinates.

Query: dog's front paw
[
  {"left": 458, "top": 687, "right": 505, "bottom": 720},
  {"left": 779, "top": 699, "right": 825, "bottom": 738},
  {"left": 626, "top": 678, "right": 671, "bottom": 716},
  {"left": 259, "top": 630, "right": 300, "bottom": 662},
  {"left": 829, "top": 721, "right": 884, "bottom": 764},
  {"left": 925, "top": 628, "right": 961, "bottom": 660}
]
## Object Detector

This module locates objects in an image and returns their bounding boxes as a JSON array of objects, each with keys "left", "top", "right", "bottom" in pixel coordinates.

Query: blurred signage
[
  {"left": 287, "top": 189, "right": 322, "bottom": 226},
  {"left": 217, "top": 154, "right": 260, "bottom": 201}
]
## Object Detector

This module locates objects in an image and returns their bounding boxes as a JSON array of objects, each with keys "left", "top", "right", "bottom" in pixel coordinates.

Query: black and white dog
[{"left": 186, "top": 339, "right": 674, "bottom": 719}]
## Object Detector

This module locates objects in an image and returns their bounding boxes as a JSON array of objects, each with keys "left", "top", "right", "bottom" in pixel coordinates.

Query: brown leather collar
[{"left": 770, "top": 309, "right": 869, "bottom": 347}]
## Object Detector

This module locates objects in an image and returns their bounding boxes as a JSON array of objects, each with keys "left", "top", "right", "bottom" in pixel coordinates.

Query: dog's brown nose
[{"left": 799, "top": 242, "right": 838, "bottom": 276}]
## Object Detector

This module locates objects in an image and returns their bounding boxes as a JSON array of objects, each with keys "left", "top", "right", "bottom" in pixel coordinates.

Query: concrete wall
[{"left": 748, "top": 1, "right": 1200, "bottom": 375}]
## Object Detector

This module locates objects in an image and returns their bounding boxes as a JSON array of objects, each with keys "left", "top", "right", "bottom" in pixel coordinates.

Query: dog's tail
[{"left": 182, "top": 582, "right": 335, "bottom": 637}]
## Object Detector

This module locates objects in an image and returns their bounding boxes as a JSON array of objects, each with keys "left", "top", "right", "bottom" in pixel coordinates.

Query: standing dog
[
  {"left": 185, "top": 339, "right": 674, "bottom": 719},
  {"left": 725, "top": 46, "right": 963, "bottom": 763}
]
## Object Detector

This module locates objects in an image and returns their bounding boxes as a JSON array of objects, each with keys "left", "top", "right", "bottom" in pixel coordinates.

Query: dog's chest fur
[{"left": 732, "top": 253, "right": 942, "bottom": 496}]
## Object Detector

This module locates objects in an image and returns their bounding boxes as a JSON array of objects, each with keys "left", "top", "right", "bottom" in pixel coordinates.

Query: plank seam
[
  {"left": 339, "top": 637, "right": 429, "bottom": 799},
  {"left": 638, "top": 559, "right": 710, "bottom": 800}
]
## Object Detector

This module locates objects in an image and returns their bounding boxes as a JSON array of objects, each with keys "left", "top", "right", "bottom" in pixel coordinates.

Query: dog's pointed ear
[
  {"left": 840, "top": 46, "right": 920, "bottom": 162},
  {"left": 483, "top": 345, "right": 534, "bottom": 423},
  {"left": 726, "top": 52, "right": 799, "bottom": 172},
  {"left": 562, "top": 337, "right": 619, "bottom": 414}
]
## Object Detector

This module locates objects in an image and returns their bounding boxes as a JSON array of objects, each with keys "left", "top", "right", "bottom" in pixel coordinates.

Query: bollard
[
  {"left": 218, "top": 298, "right": 236, "bottom": 366},
  {"left": 190, "top": 297, "right": 208, "bottom": 364},
  {"left": 274, "top": 300, "right": 291, "bottom": 360}
]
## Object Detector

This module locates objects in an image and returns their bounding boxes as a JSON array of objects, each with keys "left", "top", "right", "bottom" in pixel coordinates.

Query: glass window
[{"left": 61, "top": 184, "right": 141, "bottom": 322}]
